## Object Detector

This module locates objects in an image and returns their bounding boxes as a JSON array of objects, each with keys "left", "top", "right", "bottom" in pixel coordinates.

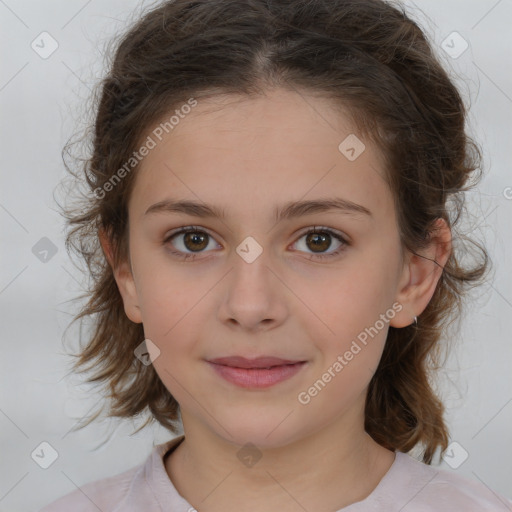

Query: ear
[
  {"left": 390, "top": 218, "right": 452, "bottom": 328},
  {"left": 99, "top": 227, "right": 143, "bottom": 324}
]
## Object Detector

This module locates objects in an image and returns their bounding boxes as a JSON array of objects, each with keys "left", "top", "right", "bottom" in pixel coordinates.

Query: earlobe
[
  {"left": 98, "top": 227, "right": 143, "bottom": 324},
  {"left": 390, "top": 218, "right": 452, "bottom": 328}
]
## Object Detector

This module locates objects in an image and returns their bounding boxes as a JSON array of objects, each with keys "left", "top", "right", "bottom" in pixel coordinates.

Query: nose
[{"left": 217, "top": 249, "right": 288, "bottom": 333}]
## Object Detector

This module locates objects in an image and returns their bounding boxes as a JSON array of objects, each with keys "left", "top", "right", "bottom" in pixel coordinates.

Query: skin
[{"left": 100, "top": 87, "right": 452, "bottom": 511}]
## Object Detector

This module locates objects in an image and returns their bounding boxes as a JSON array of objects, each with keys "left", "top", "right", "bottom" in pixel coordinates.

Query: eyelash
[{"left": 163, "top": 225, "right": 349, "bottom": 262}]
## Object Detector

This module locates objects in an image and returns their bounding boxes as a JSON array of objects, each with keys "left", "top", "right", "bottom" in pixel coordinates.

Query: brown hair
[{"left": 59, "top": 0, "right": 489, "bottom": 464}]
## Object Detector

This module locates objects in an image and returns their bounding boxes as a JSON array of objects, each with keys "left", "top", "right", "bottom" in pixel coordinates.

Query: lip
[
  {"left": 208, "top": 356, "right": 304, "bottom": 368},
  {"left": 207, "top": 356, "right": 307, "bottom": 389}
]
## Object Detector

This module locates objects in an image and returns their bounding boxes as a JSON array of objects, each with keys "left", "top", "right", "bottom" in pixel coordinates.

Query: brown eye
[
  {"left": 164, "top": 225, "right": 349, "bottom": 262},
  {"left": 293, "top": 227, "right": 349, "bottom": 260},
  {"left": 182, "top": 231, "right": 209, "bottom": 251},
  {"left": 305, "top": 231, "right": 332, "bottom": 253},
  {"left": 164, "top": 226, "right": 219, "bottom": 260}
]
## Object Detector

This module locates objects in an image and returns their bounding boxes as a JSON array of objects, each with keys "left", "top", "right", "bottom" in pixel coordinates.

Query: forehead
[{"left": 130, "top": 88, "right": 392, "bottom": 224}]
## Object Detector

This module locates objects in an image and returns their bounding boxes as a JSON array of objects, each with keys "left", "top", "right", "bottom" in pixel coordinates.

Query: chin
[{"left": 213, "top": 416, "right": 300, "bottom": 450}]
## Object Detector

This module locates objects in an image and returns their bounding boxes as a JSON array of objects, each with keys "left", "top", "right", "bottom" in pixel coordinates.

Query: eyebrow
[{"left": 144, "top": 197, "right": 372, "bottom": 222}]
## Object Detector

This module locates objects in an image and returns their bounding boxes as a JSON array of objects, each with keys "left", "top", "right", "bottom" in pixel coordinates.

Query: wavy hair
[{"left": 59, "top": 0, "right": 490, "bottom": 464}]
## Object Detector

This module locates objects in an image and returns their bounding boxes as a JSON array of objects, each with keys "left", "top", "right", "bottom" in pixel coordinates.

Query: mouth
[
  {"left": 206, "top": 356, "right": 308, "bottom": 389},
  {"left": 208, "top": 356, "right": 305, "bottom": 369}
]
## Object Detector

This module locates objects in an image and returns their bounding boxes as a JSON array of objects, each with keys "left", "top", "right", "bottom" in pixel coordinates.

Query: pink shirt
[{"left": 38, "top": 435, "right": 512, "bottom": 511}]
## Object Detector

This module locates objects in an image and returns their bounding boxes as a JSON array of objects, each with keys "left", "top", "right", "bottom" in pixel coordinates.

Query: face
[{"left": 115, "top": 87, "right": 413, "bottom": 449}]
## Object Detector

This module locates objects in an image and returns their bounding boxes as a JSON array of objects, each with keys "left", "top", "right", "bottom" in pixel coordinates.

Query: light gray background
[{"left": 1, "top": 1, "right": 511, "bottom": 510}]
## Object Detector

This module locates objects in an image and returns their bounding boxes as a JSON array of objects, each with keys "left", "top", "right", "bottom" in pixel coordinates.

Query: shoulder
[
  {"left": 36, "top": 437, "right": 185, "bottom": 512},
  {"left": 392, "top": 452, "right": 512, "bottom": 511},
  {"left": 36, "top": 464, "right": 141, "bottom": 512}
]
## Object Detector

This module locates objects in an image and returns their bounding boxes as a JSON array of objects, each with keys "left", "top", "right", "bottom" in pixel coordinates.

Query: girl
[{"left": 40, "top": 0, "right": 511, "bottom": 510}]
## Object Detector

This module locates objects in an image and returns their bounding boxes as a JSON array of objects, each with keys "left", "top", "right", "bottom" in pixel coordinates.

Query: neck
[{"left": 165, "top": 412, "right": 395, "bottom": 512}]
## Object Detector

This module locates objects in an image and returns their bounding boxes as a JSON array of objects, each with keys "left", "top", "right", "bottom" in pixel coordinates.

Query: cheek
[
  {"left": 304, "top": 313, "right": 389, "bottom": 408},
  {"left": 132, "top": 262, "right": 211, "bottom": 357},
  {"left": 294, "top": 260, "right": 393, "bottom": 333},
  {"left": 291, "top": 255, "right": 394, "bottom": 375},
  {"left": 145, "top": 315, "right": 201, "bottom": 404},
  {"left": 132, "top": 251, "right": 207, "bottom": 332}
]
